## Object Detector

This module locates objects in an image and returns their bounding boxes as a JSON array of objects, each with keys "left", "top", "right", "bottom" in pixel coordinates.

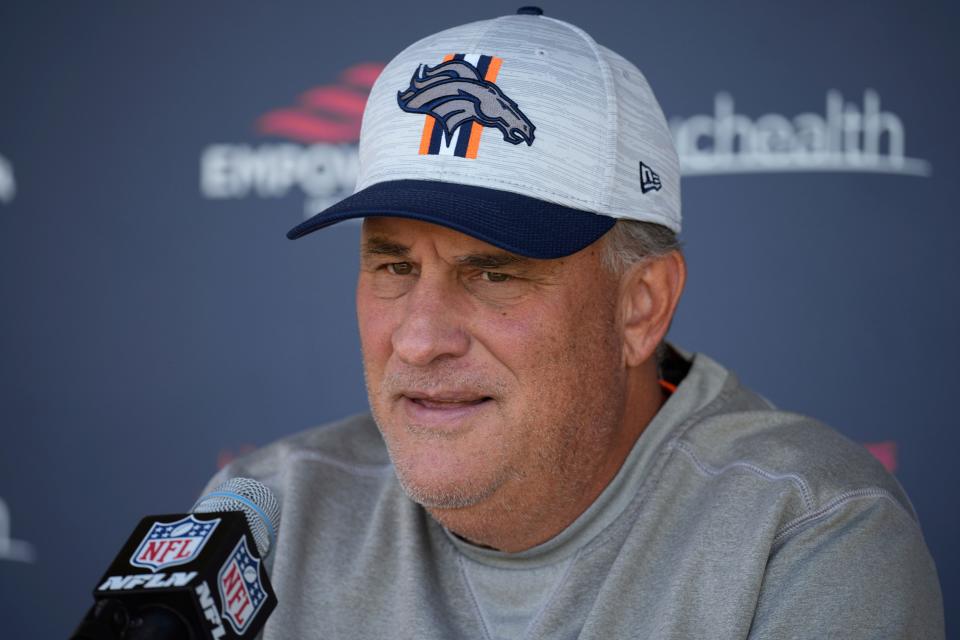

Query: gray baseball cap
[{"left": 287, "top": 8, "right": 680, "bottom": 258}]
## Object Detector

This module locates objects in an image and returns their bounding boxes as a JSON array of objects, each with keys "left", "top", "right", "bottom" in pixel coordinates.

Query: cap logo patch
[
  {"left": 397, "top": 54, "right": 535, "bottom": 159},
  {"left": 639, "top": 161, "right": 662, "bottom": 193}
]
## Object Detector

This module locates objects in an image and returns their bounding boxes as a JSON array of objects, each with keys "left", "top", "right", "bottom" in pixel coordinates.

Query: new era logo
[{"left": 639, "top": 161, "right": 662, "bottom": 194}]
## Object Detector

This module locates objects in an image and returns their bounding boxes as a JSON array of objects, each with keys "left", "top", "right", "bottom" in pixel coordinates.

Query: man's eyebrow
[
  {"left": 362, "top": 238, "right": 531, "bottom": 269},
  {"left": 456, "top": 252, "right": 529, "bottom": 270},
  {"left": 362, "top": 237, "right": 410, "bottom": 258}
]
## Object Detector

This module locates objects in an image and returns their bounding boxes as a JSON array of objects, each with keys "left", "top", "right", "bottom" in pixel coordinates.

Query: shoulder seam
[
  {"left": 671, "top": 439, "right": 815, "bottom": 511},
  {"left": 772, "top": 488, "right": 917, "bottom": 548},
  {"left": 576, "top": 374, "right": 744, "bottom": 558}
]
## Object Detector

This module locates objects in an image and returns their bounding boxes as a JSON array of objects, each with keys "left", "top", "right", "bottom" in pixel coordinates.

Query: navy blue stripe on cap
[{"left": 286, "top": 180, "right": 615, "bottom": 259}]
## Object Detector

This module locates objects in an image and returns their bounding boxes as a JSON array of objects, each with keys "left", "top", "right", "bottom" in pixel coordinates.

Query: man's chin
[{"left": 393, "top": 467, "right": 502, "bottom": 510}]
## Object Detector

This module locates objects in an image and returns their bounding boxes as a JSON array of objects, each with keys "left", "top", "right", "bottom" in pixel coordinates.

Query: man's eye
[
  {"left": 481, "top": 271, "right": 511, "bottom": 282},
  {"left": 386, "top": 262, "right": 414, "bottom": 275}
]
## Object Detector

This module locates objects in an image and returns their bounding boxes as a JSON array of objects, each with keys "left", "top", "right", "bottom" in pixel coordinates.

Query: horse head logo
[{"left": 397, "top": 60, "right": 535, "bottom": 147}]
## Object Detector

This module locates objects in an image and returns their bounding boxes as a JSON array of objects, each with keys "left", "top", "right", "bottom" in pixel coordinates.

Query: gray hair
[
  {"left": 600, "top": 219, "right": 682, "bottom": 275},
  {"left": 599, "top": 219, "right": 682, "bottom": 365}
]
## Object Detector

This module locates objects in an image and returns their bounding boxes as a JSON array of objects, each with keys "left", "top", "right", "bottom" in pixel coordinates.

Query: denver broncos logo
[{"left": 397, "top": 59, "right": 535, "bottom": 148}]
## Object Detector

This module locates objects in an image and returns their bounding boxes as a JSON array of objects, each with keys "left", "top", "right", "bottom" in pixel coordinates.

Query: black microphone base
[{"left": 71, "top": 600, "right": 194, "bottom": 640}]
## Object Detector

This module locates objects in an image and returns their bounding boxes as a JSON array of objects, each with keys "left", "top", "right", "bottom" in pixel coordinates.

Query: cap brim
[{"left": 286, "top": 179, "right": 615, "bottom": 259}]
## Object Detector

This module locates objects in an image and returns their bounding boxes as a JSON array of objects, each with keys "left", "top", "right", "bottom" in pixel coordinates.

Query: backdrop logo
[
  {"left": 0, "top": 154, "right": 15, "bottom": 204},
  {"left": 0, "top": 496, "right": 36, "bottom": 563},
  {"left": 200, "top": 62, "right": 384, "bottom": 217},
  {"left": 671, "top": 90, "right": 931, "bottom": 177},
  {"left": 864, "top": 440, "right": 898, "bottom": 473}
]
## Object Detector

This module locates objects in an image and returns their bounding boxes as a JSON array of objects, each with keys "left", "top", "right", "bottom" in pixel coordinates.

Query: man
[{"left": 210, "top": 8, "right": 944, "bottom": 638}]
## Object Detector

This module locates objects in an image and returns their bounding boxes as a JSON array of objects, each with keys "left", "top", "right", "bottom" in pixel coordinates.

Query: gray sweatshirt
[{"left": 208, "top": 350, "right": 944, "bottom": 639}]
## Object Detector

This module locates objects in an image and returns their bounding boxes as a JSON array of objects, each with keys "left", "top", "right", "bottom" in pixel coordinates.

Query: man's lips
[
  {"left": 410, "top": 398, "right": 489, "bottom": 409},
  {"left": 398, "top": 391, "right": 494, "bottom": 428},
  {"left": 403, "top": 392, "right": 492, "bottom": 409}
]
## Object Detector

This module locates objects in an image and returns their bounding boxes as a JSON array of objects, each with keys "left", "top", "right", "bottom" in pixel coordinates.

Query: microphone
[{"left": 71, "top": 478, "right": 280, "bottom": 640}]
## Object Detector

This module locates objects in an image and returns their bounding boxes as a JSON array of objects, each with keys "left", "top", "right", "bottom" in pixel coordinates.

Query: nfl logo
[
  {"left": 129, "top": 515, "right": 221, "bottom": 572},
  {"left": 218, "top": 536, "right": 267, "bottom": 635}
]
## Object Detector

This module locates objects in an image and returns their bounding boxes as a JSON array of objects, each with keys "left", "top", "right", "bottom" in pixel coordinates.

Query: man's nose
[{"left": 391, "top": 274, "right": 470, "bottom": 367}]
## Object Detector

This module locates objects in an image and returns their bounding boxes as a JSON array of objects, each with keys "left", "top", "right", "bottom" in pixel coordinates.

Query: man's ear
[{"left": 618, "top": 251, "right": 687, "bottom": 368}]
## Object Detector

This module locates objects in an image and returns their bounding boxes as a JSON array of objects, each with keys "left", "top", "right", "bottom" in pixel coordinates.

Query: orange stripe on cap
[
  {"left": 464, "top": 124, "right": 482, "bottom": 160},
  {"left": 419, "top": 54, "right": 456, "bottom": 155},
  {"left": 465, "top": 56, "right": 503, "bottom": 160},
  {"left": 485, "top": 56, "right": 503, "bottom": 82},
  {"left": 418, "top": 116, "right": 435, "bottom": 155}
]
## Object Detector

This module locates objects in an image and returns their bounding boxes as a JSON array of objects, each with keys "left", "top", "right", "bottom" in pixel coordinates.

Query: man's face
[{"left": 357, "top": 217, "right": 628, "bottom": 514}]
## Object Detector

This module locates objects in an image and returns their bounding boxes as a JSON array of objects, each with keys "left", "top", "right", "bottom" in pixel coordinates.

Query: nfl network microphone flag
[{"left": 71, "top": 479, "right": 279, "bottom": 640}]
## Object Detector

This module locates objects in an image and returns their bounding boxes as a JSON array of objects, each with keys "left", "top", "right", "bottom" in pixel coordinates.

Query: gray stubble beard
[{"left": 364, "top": 365, "right": 512, "bottom": 510}]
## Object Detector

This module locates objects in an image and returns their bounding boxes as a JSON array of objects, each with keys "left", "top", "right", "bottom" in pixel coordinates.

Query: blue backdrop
[{"left": 1, "top": 1, "right": 956, "bottom": 637}]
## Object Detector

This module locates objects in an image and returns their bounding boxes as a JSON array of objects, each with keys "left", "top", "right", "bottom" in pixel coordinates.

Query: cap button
[{"left": 516, "top": 6, "right": 544, "bottom": 15}]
